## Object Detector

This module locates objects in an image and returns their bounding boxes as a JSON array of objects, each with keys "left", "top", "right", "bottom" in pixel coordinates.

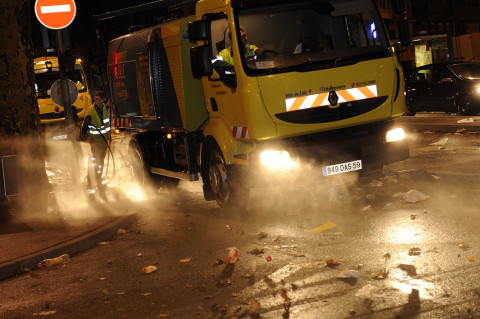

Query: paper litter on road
[
  {"left": 457, "top": 118, "right": 474, "bottom": 123},
  {"left": 336, "top": 269, "right": 359, "bottom": 279},
  {"left": 308, "top": 221, "right": 337, "bottom": 234},
  {"left": 430, "top": 137, "right": 448, "bottom": 146}
]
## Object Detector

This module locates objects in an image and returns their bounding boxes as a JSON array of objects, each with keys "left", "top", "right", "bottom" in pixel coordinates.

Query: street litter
[
  {"left": 467, "top": 256, "right": 476, "bottom": 262},
  {"left": 97, "top": 241, "right": 109, "bottom": 246},
  {"left": 362, "top": 205, "right": 372, "bottom": 212},
  {"left": 402, "top": 189, "right": 429, "bottom": 203},
  {"left": 219, "top": 279, "right": 232, "bottom": 285},
  {"left": 459, "top": 243, "right": 470, "bottom": 249},
  {"left": 249, "top": 298, "right": 262, "bottom": 312},
  {"left": 308, "top": 221, "right": 337, "bottom": 234},
  {"left": 409, "top": 247, "right": 422, "bottom": 256},
  {"left": 227, "top": 247, "right": 239, "bottom": 263},
  {"left": 142, "top": 265, "right": 157, "bottom": 274},
  {"left": 371, "top": 268, "right": 389, "bottom": 280},
  {"left": 117, "top": 228, "right": 126, "bottom": 235},
  {"left": 257, "top": 232, "right": 268, "bottom": 239},
  {"left": 431, "top": 137, "right": 448, "bottom": 146},
  {"left": 137, "top": 253, "right": 143, "bottom": 257},
  {"left": 369, "top": 180, "right": 383, "bottom": 187},
  {"left": 248, "top": 248, "right": 265, "bottom": 256},
  {"left": 431, "top": 175, "right": 441, "bottom": 180},
  {"left": 214, "top": 259, "right": 224, "bottom": 265},
  {"left": 266, "top": 256, "right": 273, "bottom": 262},
  {"left": 383, "top": 253, "right": 391, "bottom": 260},
  {"left": 398, "top": 264, "right": 417, "bottom": 276},
  {"left": 365, "top": 193, "right": 376, "bottom": 200},
  {"left": 355, "top": 284, "right": 379, "bottom": 299},
  {"left": 336, "top": 269, "right": 359, "bottom": 279},
  {"left": 456, "top": 128, "right": 467, "bottom": 133},
  {"left": 457, "top": 118, "right": 474, "bottom": 123},
  {"left": 33, "top": 310, "right": 57, "bottom": 316},
  {"left": 325, "top": 259, "right": 340, "bottom": 266},
  {"left": 281, "top": 289, "right": 290, "bottom": 304},
  {"left": 179, "top": 258, "right": 191, "bottom": 263},
  {"left": 38, "top": 254, "right": 69, "bottom": 268}
]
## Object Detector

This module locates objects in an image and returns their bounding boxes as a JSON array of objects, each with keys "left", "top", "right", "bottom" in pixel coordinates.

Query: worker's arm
[{"left": 80, "top": 115, "right": 92, "bottom": 141}]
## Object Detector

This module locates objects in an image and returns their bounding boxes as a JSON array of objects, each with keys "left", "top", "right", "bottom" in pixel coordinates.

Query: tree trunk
[{"left": 0, "top": 0, "right": 49, "bottom": 215}]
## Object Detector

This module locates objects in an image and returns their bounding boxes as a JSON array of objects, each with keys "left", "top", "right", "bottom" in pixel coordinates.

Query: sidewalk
[
  {"left": 0, "top": 197, "right": 136, "bottom": 281},
  {"left": 0, "top": 114, "right": 479, "bottom": 282}
]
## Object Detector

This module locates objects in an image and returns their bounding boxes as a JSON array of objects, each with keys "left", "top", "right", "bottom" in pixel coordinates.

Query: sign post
[{"left": 35, "top": 0, "right": 81, "bottom": 186}]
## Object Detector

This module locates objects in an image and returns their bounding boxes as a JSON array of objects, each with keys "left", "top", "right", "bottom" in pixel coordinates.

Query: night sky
[{"left": 31, "top": 0, "right": 176, "bottom": 63}]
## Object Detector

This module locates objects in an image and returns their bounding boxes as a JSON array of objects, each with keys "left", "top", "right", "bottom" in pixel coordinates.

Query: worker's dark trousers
[{"left": 87, "top": 142, "right": 108, "bottom": 197}]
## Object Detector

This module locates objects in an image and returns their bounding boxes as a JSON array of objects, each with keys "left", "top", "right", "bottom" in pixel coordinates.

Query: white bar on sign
[{"left": 40, "top": 5, "right": 71, "bottom": 14}]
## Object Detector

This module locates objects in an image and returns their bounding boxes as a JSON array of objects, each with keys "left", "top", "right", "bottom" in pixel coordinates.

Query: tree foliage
[{"left": 0, "top": 0, "right": 49, "bottom": 214}]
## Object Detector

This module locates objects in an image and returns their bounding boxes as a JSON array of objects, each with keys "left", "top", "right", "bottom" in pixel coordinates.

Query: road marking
[{"left": 40, "top": 5, "right": 71, "bottom": 14}]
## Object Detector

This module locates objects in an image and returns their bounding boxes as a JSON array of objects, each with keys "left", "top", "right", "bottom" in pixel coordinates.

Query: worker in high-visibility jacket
[
  {"left": 81, "top": 91, "right": 111, "bottom": 198},
  {"left": 212, "top": 26, "right": 263, "bottom": 75}
]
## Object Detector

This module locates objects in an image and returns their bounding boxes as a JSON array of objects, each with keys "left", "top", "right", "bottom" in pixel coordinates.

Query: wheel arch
[{"left": 201, "top": 118, "right": 237, "bottom": 167}]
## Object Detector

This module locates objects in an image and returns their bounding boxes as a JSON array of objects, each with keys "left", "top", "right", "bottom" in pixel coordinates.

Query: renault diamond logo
[{"left": 328, "top": 91, "right": 339, "bottom": 106}]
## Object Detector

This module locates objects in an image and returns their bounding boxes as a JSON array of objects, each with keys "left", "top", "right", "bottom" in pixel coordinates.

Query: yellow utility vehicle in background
[{"left": 34, "top": 56, "right": 92, "bottom": 124}]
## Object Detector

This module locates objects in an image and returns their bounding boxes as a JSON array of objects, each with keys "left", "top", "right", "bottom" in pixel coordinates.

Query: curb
[{"left": 0, "top": 213, "right": 137, "bottom": 282}]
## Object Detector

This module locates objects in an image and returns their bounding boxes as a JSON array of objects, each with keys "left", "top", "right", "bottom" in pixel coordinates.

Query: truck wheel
[
  {"left": 405, "top": 100, "right": 416, "bottom": 116},
  {"left": 458, "top": 97, "right": 473, "bottom": 116},
  {"left": 206, "top": 146, "right": 249, "bottom": 208},
  {"left": 128, "top": 140, "right": 149, "bottom": 187}
]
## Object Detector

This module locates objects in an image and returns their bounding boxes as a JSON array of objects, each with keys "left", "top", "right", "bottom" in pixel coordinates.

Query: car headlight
[
  {"left": 386, "top": 128, "right": 406, "bottom": 143},
  {"left": 476, "top": 86, "right": 480, "bottom": 94},
  {"left": 259, "top": 150, "right": 297, "bottom": 170}
]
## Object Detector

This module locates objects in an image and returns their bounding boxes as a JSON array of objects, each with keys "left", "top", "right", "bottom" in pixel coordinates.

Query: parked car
[{"left": 405, "top": 62, "right": 480, "bottom": 116}]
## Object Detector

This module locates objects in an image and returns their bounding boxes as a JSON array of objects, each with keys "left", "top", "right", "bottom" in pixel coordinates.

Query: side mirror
[
  {"left": 390, "top": 0, "right": 406, "bottom": 15},
  {"left": 190, "top": 45, "right": 212, "bottom": 77},
  {"left": 188, "top": 20, "right": 208, "bottom": 41},
  {"left": 398, "top": 18, "right": 411, "bottom": 48}
]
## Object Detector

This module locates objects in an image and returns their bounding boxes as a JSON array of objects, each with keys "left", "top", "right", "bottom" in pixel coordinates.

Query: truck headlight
[
  {"left": 259, "top": 150, "right": 297, "bottom": 170},
  {"left": 386, "top": 128, "right": 405, "bottom": 142}
]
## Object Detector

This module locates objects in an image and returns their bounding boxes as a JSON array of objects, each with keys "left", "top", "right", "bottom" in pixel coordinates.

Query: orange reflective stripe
[
  {"left": 311, "top": 93, "right": 328, "bottom": 108},
  {"left": 358, "top": 86, "right": 376, "bottom": 98},
  {"left": 337, "top": 90, "right": 355, "bottom": 102},
  {"left": 288, "top": 96, "right": 307, "bottom": 112}
]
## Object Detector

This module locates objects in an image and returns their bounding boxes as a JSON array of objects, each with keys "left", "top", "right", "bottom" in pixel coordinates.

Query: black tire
[
  {"left": 405, "top": 100, "right": 416, "bottom": 116},
  {"left": 457, "top": 97, "right": 473, "bottom": 116},
  {"left": 204, "top": 145, "right": 249, "bottom": 208}
]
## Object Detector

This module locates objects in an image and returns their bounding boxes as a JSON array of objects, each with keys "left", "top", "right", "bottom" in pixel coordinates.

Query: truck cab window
[{"left": 236, "top": 0, "right": 390, "bottom": 75}]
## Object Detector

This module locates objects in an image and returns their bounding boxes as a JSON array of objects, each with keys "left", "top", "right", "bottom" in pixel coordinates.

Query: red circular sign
[{"left": 34, "top": 0, "right": 76, "bottom": 30}]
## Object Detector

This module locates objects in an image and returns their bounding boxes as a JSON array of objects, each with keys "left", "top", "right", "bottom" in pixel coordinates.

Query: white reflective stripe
[
  {"left": 348, "top": 88, "right": 367, "bottom": 101},
  {"left": 367, "top": 85, "right": 377, "bottom": 96},
  {"left": 211, "top": 56, "right": 224, "bottom": 64},
  {"left": 299, "top": 95, "right": 318, "bottom": 111},
  {"left": 89, "top": 130, "right": 102, "bottom": 135},
  {"left": 103, "top": 118, "right": 110, "bottom": 124}
]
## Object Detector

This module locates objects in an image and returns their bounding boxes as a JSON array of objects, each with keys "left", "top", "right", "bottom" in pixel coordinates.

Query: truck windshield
[
  {"left": 236, "top": 0, "right": 390, "bottom": 75},
  {"left": 34, "top": 66, "right": 86, "bottom": 98}
]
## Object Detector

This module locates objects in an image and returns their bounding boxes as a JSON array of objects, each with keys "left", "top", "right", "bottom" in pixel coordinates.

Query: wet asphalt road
[{"left": 1, "top": 129, "right": 480, "bottom": 318}]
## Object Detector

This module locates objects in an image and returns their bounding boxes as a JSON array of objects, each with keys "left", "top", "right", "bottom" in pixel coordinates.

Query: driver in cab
[{"left": 212, "top": 26, "right": 263, "bottom": 74}]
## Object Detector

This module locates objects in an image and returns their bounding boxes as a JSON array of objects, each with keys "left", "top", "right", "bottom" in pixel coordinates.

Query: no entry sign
[{"left": 34, "top": 0, "right": 76, "bottom": 30}]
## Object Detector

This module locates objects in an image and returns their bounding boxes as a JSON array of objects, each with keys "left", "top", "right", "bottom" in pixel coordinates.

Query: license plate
[{"left": 322, "top": 160, "right": 362, "bottom": 176}]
